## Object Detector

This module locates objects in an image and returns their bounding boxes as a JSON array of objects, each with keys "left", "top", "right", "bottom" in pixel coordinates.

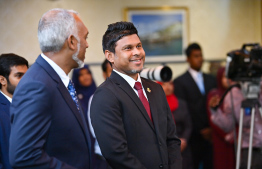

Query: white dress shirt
[
  {"left": 41, "top": 53, "right": 70, "bottom": 88},
  {"left": 113, "top": 69, "right": 148, "bottom": 100},
  {"left": 188, "top": 67, "right": 203, "bottom": 85},
  {"left": 0, "top": 90, "right": 12, "bottom": 103}
]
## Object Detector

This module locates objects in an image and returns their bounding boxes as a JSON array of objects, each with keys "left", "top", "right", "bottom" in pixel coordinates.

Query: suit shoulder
[
  {"left": 93, "top": 78, "right": 117, "bottom": 96},
  {"left": 173, "top": 71, "right": 188, "bottom": 84},
  {"left": 141, "top": 78, "right": 162, "bottom": 89}
]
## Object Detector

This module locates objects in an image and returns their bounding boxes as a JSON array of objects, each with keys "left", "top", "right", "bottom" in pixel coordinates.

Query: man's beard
[
  {"left": 7, "top": 79, "right": 16, "bottom": 95},
  {"left": 130, "top": 68, "right": 143, "bottom": 74},
  {"left": 72, "top": 42, "right": 84, "bottom": 68}
]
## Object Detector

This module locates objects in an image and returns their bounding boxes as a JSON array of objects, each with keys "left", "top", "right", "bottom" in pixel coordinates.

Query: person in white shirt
[
  {"left": 0, "top": 53, "right": 28, "bottom": 169},
  {"left": 173, "top": 43, "right": 216, "bottom": 169}
]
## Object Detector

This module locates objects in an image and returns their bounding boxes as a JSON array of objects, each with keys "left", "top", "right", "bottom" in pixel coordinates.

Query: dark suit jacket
[
  {"left": 9, "top": 55, "right": 91, "bottom": 169},
  {"left": 172, "top": 99, "right": 192, "bottom": 142},
  {"left": 0, "top": 92, "right": 12, "bottom": 169},
  {"left": 173, "top": 71, "right": 216, "bottom": 137},
  {"left": 90, "top": 71, "right": 182, "bottom": 169}
]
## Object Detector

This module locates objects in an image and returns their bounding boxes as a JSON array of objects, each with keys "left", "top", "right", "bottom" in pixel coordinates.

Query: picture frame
[{"left": 124, "top": 7, "right": 189, "bottom": 63}]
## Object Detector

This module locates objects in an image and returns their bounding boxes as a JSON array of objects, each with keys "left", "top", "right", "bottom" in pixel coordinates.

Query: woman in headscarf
[
  {"left": 207, "top": 67, "right": 235, "bottom": 169},
  {"left": 72, "top": 64, "right": 96, "bottom": 119},
  {"left": 158, "top": 81, "right": 193, "bottom": 169}
]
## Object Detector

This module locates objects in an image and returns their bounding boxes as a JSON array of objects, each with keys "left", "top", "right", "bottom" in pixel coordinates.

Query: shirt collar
[
  {"left": 41, "top": 53, "right": 70, "bottom": 88},
  {"left": 188, "top": 67, "right": 202, "bottom": 81},
  {"left": 0, "top": 90, "right": 12, "bottom": 103},
  {"left": 113, "top": 69, "right": 142, "bottom": 89}
]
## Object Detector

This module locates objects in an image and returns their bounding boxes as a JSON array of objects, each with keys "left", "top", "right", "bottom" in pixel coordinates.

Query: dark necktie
[
  {"left": 134, "top": 82, "right": 152, "bottom": 122},
  {"left": 68, "top": 80, "right": 80, "bottom": 111}
]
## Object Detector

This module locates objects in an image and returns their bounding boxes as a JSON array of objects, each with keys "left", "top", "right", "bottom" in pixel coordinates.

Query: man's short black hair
[
  {"left": 185, "top": 43, "right": 202, "bottom": 58},
  {"left": 0, "top": 53, "right": 28, "bottom": 89},
  {"left": 101, "top": 59, "right": 111, "bottom": 73},
  {"left": 102, "top": 21, "right": 139, "bottom": 54}
]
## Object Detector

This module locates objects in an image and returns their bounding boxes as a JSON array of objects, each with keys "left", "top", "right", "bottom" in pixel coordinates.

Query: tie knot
[
  {"left": 68, "top": 80, "right": 74, "bottom": 90},
  {"left": 134, "top": 82, "right": 142, "bottom": 90}
]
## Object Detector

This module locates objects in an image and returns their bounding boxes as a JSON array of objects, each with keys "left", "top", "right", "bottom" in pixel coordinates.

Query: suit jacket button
[
  {"left": 159, "top": 164, "right": 163, "bottom": 168},
  {"left": 159, "top": 142, "right": 162, "bottom": 146}
]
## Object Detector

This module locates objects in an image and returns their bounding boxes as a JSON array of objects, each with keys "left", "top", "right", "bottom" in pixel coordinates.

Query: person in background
[
  {"left": 173, "top": 43, "right": 216, "bottom": 169},
  {"left": 158, "top": 81, "right": 193, "bottom": 169},
  {"left": 72, "top": 64, "right": 96, "bottom": 118},
  {"left": 209, "top": 75, "right": 262, "bottom": 169},
  {"left": 102, "top": 59, "right": 113, "bottom": 80},
  {"left": 9, "top": 8, "right": 91, "bottom": 168},
  {"left": 87, "top": 59, "right": 113, "bottom": 169},
  {"left": 207, "top": 67, "right": 235, "bottom": 169},
  {"left": 0, "top": 53, "right": 28, "bottom": 169}
]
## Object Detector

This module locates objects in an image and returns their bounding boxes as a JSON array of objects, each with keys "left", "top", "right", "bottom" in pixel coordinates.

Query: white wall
[{"left": 0, "top": 0, "right": 261, "bottom": 85}]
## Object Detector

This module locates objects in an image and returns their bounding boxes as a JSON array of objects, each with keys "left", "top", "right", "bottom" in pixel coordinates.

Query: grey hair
[{"left": 38, "top": 8, "right": 79, "bottom": 53}]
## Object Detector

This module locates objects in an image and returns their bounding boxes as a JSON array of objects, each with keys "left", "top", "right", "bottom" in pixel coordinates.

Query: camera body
[
  {"left": 225, "top": 43, "right": 262, "bottom": 99},
  {"left": 226, "top": 43, "right": 262, "bottom": 82}
]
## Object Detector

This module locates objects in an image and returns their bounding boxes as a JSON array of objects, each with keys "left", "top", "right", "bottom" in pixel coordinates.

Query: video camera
[
  {"left": 226, "top": 43, "right": 262, "bottom": 82},
  {"left": 214, "top": 43, "right": 262, "bottom": 109},
  {"left": 225, "top": 43, "right": 262, "bottom": 99}
]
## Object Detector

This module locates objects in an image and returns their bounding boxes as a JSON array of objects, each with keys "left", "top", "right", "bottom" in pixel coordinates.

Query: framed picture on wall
[{"left": 124, "top": 7, "right": 189, "bottom": 63}]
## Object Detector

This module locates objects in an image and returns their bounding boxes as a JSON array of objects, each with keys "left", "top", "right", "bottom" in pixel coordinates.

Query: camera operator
[{"left": 209, "top": 80, "right": 262, "bottom": 169}]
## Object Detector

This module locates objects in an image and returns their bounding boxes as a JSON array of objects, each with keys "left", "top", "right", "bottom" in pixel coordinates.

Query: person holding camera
[
  {"left": 209, "top": 79, "right": 262, "bottom": 169},
  {"left": 207, "top": 67, "right": 235, "bottom": 169}
]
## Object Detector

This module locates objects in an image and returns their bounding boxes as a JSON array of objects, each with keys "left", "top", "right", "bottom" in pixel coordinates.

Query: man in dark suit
[
  {"left": 0, "top": 53, "right": 28, "bottom": 169},
  {"left": 173, "top": 43, "right": 216, "bottom": 169},
  {"left": 90, "top": 22, "right": 182, "bottom": 169},
  {"left": 9, "top": 9, "right": 91, "bottom": 169}
]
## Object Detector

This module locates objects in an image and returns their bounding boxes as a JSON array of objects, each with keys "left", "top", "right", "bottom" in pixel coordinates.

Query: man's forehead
[{"left": 116, "top": 34, "right": 141, "bottom": 46}]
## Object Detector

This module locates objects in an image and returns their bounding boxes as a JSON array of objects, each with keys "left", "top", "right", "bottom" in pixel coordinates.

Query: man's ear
[
  {"left": 186, "top": 57, "right": 189, "bottom": 63},
  {"left": 67, "top": 35, "right": 78, "bottom": 50},
  {"left": 105, "top": 50, "right": 114, "bottom": 64},
  {"left": 0, "top": 75, "right": 7, "bottom": 86}
]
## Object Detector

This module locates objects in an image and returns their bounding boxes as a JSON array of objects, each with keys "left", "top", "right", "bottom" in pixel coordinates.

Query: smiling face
[{"left": 106, "top": 34, "right": 145, "bottom": 80}]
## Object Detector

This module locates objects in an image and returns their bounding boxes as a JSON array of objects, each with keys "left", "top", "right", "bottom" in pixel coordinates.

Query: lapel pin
[{"left": 147, "top": 88, "right": 151, "bottom": 93}]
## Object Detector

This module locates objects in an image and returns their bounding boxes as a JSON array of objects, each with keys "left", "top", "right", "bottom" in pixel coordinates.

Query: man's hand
[
  {"left": 200, "top": 128, "right": 212, "bottom": 142},
  {"left": 208, "top": 95, "right": 220, "bottom": 108},
  {"left": 180, "top": 138, "right": 187, "bottom": 152}
]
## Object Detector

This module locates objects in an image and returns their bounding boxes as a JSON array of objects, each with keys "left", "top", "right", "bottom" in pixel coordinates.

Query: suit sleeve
[
  {"left": 178, "top": 100, "right": 192, "bottom": 141},
  {"left": 0, "top": 116, "right": 4, "bottom": 169},
  {"left": 173, "top": 79, "right": 186, "bottom": 101},
  {"left": 90, "top": 87, "right": 146, "bottom": 169},
  {"left": 159, "top": 86, "right": 182, "bottom": 169},
  {"left": 9, "top": 81, "right": 76, "bottom": 169}
]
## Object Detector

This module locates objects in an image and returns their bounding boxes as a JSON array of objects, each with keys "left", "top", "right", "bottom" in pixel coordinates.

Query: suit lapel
[
  {"left": 35, "top": 55, "right": 91, "bottom": 145},
  {"left": 110, "top": 72, "right": 155, "bottom": 130},
  {"left": 186, "top": 71, "right": 203, "bottom": 96},
  {"left": 0, "top": 92, "right": 11, "bottom": 117}
]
